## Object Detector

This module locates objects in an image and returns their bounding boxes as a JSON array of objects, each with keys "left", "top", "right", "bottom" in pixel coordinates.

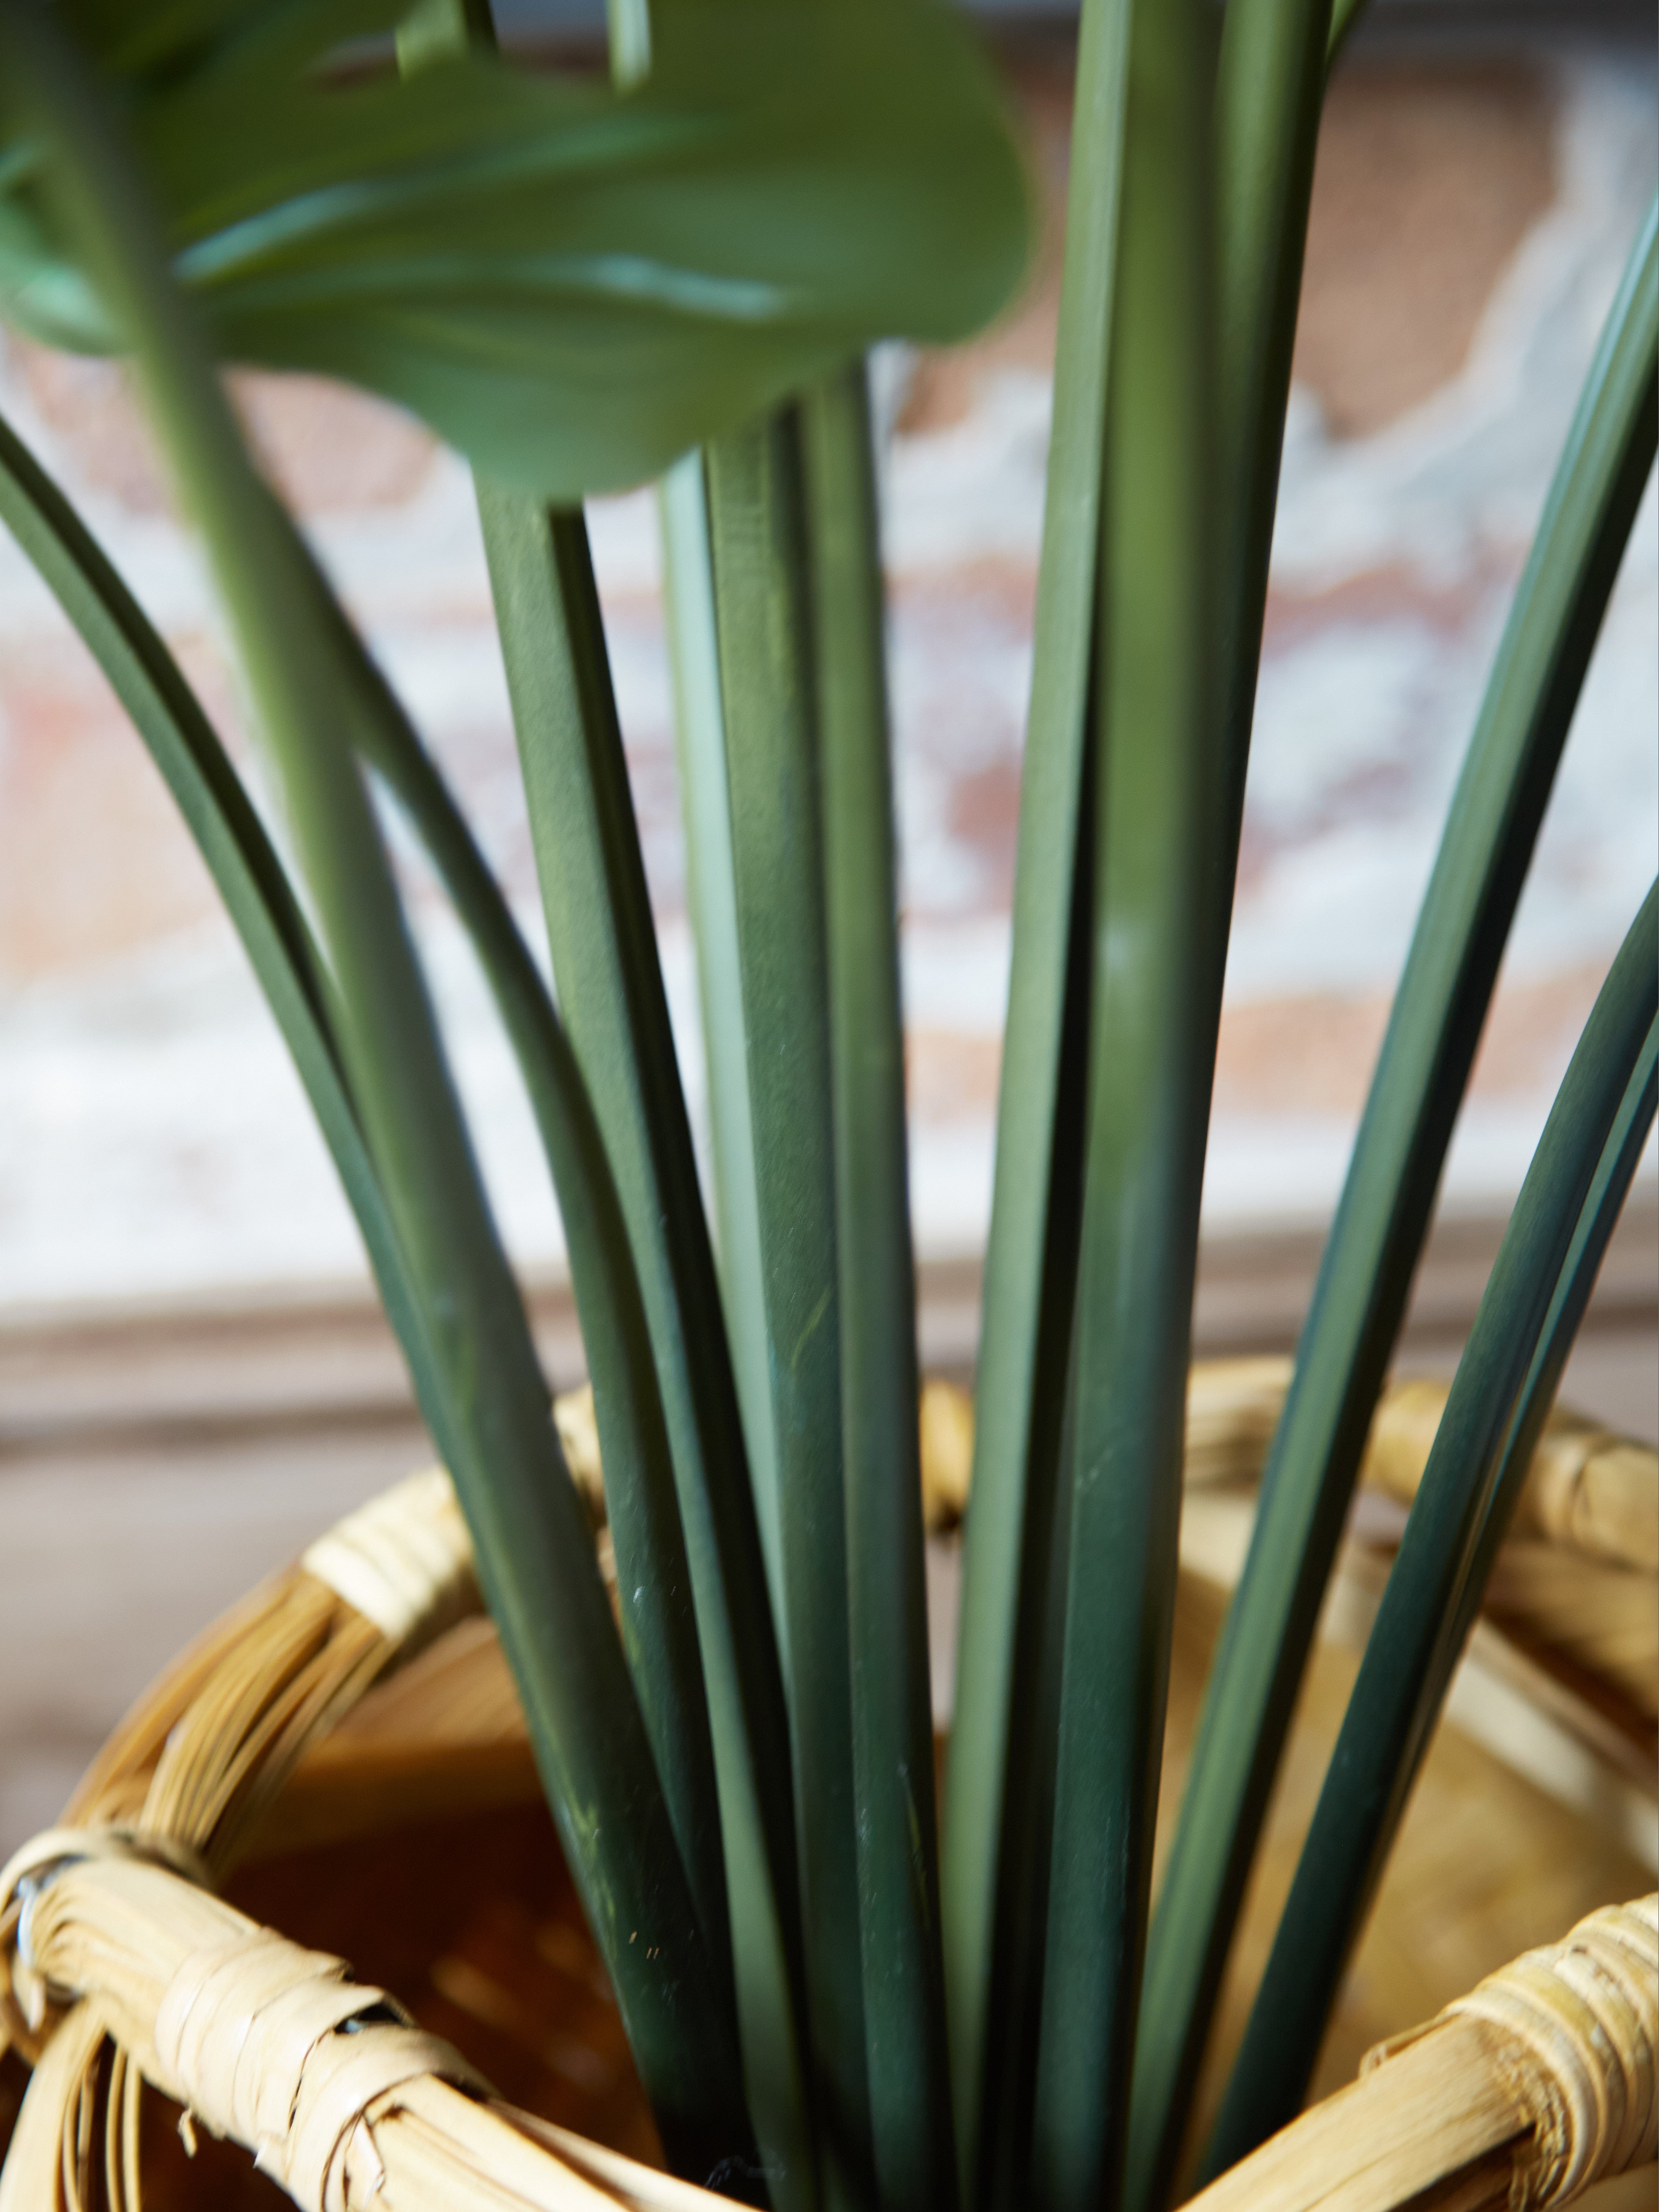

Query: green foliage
[
  {"left": 938, "top": 0, "right": 1130, "bottom": 2173},
  {"left": 807, "top": 366, "right": 953, "bottom": 2212},
  {"left": 479, "top": 487, "right": 815, "bottom": 2204},
  {"left": 0, "top": 408, "right": 461, "bottom": 1481},
  {"left": 1, "top": 4, "right": 753, "bottom": 2171},
  {"left": 702, "top": 408, "right": 873, "bottom": 2208},
  {"left": 0, "top": 0, "right": 1028, "bottom": 493},
  {"left": 1028, "top": 0, "right": 1219, "bottom": 2202},
  {"left": 1130, "top": 193, "right": 1659, "bottom": 2212},
  {"left": 1, "top": 0, "right": 1655, "bottom": 2205},
  {"left": 1209, "top": 886, "right": 1659, "bottom": 2168}
]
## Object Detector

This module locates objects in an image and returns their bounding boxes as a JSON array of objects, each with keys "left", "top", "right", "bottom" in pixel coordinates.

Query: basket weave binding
[
  {"left": 1187, "top": 1897, "right": 1658, "bottom": 2212},
  {"left": 1, "top": 1835, "right": 723, "bottom": 2211}
]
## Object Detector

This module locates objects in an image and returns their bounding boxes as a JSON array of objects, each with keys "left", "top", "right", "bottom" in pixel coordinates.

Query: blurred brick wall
[{"left": 0, "top": 24, "right": 1653, "bottom": 1302}]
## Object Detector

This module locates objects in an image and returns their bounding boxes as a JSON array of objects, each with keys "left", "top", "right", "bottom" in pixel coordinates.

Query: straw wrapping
[
  {"left": 300, "top": 1466, "right": 477, "bottom": 1653},
  {"left": 1363, "top": 1896, "right": 1658, "bottom": 2208},
  {"left": 6, "top": 1840, "right": 490, "bottom": 2212},
  {"left": 2, "top": 1378, "right": 1651, "bottom": 2212},
  {"left": 0, "top": 1826, "right": 212, "bottom": 2047},
  {"left": 150, "top": 1926, "right": 483, "bottom": 2209},
  {"left": 2, "top": 1829, "right": 211, "bottom": 1970}
]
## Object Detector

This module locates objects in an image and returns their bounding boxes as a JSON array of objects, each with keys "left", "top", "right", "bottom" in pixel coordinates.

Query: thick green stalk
[
  {"left": 704, "top": 409, "right": 873, "bottom": 2211},
  {"left": 659, "top": 454, "right": 788, "bottom": 1634},
  {"left": 602, "top": 0, "right": 652, "bottom": 88},
  {"left": 1132, "top": 201, "right": 1658, "bottom": 2209},
  {"left": 1118, "top": 0, "right": 1339, "bottom": 2183},
  {"left": 1207, "top": 887, "right": 1659, "bottom": 2167},
  {"left": 963, "top": 749, "right": 1100, "bottom": 2212},
  {"left": 940, "top": 0, "right": 1131, "bottom": 2185},
  {"left": 5, "top": 13, "right": 751, "bottom": 2174},
  {"left": 973, "top": 1281, "right": 1086, "bottom": 2212},
  {"left": 304, "top": 584, "right": 729, "bottom": 1997},
  {"left": 400, "top": 0, "right": 809, "bottom": 2193},
  {"left": 476, "top": 487, "right": 815, "bottom": 2210},
  {"left": 1440, "top": 1021, "right": 1659, "bottom": 1707},
  {"left": 802, "top": 363, "right": 956, "bottom": 2212},
  {"left": 1027, "top": 0, "right": 1218, "bottom": 2205},
  {"left": 1209, "top": 0, "right": 1333, "bottom": 910},
  {"left": 394, "top": 0, "right": 496, "bottom": 70},
  {"left": 0, "top": 406, "right": 456, "bottom": 1473}
]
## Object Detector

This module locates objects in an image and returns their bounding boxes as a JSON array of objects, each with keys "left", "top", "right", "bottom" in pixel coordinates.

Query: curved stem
[
  {"left": 1133, "top": 199, "right": 1659, "bottom": 2212},
  {"left": 0, "top": 405, "right": 456, "bottom": 1473},
  {"left": 310, "top": 577, "right": 730, "bottom": 2002},
  {"left": 3, "top": 9, "right": 752, "bottom": 2173},
  {"left": 1207, "top": 885, "right": 1659, "bottom": 2165}
]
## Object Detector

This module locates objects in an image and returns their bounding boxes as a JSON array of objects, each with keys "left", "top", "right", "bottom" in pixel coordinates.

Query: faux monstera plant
[{"left": 0, "top": 2, "right": 1654, "bottom": 2211}]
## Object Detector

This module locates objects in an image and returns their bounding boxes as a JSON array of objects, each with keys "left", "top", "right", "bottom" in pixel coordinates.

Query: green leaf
[
  {"left": 3, "top": 9, "right": 753, "bottom": 2173},
  {"left": 475, "top": 486, "right": 817, "bottom": 2212},
  {"left": 804, "top": 361, "right": 955, "bottom": 2212},
  {"left": 1133, "top": 197, "right": 1659, "bottom": 2204},
  {"left": 1, "top": 0, "right": 1030, "bottom": 496},
  {"left": 938, "top": 0, "right": 1131, "bottom": 2185},
  {"left": 1206, "top": 885, "right": 1659, "bottom": 2168},
  {"left": 45, "top": 0, "right": 394, "bottom": 89},
  {"left": 1025, "top": 0, "right": 1219, "bottom": 2203},
  {"left": 704, "top": 406, "right": 872, "bottom": 2210}
]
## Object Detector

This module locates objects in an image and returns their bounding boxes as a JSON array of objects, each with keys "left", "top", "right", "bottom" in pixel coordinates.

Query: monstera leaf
[{"left": 0, "top": 0, "right": 1029, "bottom": 492}]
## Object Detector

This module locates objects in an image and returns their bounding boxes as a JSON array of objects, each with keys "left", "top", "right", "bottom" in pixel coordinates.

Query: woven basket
[{"left": 1, "top": 1361, "right": 1653, "bottom": 2211}]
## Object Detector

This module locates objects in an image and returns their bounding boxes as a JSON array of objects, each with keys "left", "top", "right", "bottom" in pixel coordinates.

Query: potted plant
[{"left": 0, "top": 0, "right": 1653, "bottom": 2206}]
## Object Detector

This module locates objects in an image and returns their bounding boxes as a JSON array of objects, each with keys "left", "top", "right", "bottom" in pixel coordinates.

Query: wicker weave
[{"left": 1, "top": 1362, "right": 1653, "bottom": 2210}]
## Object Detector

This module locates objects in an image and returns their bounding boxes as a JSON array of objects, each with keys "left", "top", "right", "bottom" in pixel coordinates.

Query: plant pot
[{"left": 1, "top": 1362, "right": 1653, "bottom": 2212}]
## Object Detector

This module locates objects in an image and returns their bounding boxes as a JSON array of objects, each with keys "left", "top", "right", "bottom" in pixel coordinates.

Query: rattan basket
[{"left": 2, "top": 1361, "right": 1653, "bottom": 2212}]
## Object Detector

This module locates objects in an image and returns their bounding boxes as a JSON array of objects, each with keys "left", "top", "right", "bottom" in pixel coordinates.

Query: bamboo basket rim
[{"left": 1, "top": 1360, "right": 1654, "bottom": 2211}]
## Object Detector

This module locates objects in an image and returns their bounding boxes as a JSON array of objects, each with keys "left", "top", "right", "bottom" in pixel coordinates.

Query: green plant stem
[
  {"left": 382, "top": 21, "right": 787, "bottom": 2177},
  {"left": 802, "top": 362, "right": 956, "bottom": 2212},
  {"left": 4, "top": 10, "right": 752, "bottom": 2175},
  {"left": 299, "top": 574, "right": 730, "bottom": 2002},
  {"left": 476, "top": 485, "right": 815, "bottom": 2212},
  {"left": 1133, "top": 198, "right": 1658, "bottom": 2208},
  {"left": 974, "top": 1291, "right": 1087, "bottom": 2212},
  {"left": 394, "top": 0, "right": 497, "bottom": 70},
  {"left": 1208, "top": 0, "right": 1333, "bottom": 932},
  {"left": 602, "top": 0, "right": 652, "bottom": 88},
  {"left": 1122, "top": 0, "right": 1338, "bottom": 2192},
  {"left": 0, "top": 405, "right": 459, "bottom": 1475},
  {"left": 398, "top": 6, "right": 813, "bottom": 2192},
  {"left": 660, "top": 451, "right": 822, "bottom": 2205},
  {"left": 1207, "top": 885, "right": 1659, "bottom": 2168},
  {"left": 1026, "top": 0, "right": 1218, "bottom": 2205},
  {"left": 704, "top": 407, "right": 873, "bottom": 2211},
  {"left": 940, "top": 0, "right": 1131, "bottom": 2185},
  {"left": 1441, "top": 1026, "right": 1659, "bottom": 1703},
  {"left": 659, "top": 454, "right": 789, "bottom": 1637}
]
